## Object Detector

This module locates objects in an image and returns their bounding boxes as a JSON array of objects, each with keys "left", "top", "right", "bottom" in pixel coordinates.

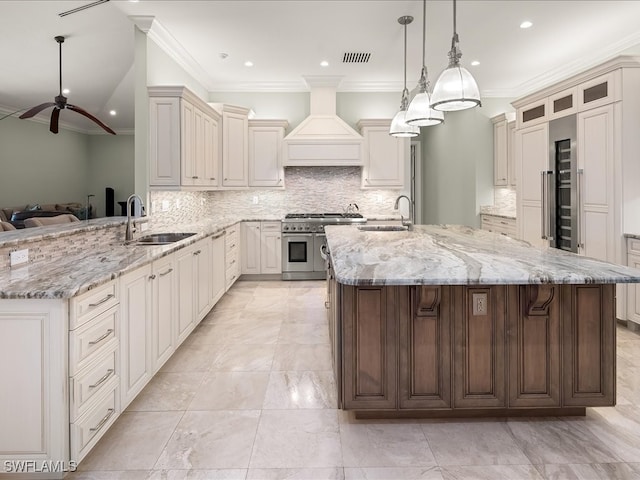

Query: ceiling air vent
[{"left": 343, "top": 52, "right": 371, "bottom": 63}]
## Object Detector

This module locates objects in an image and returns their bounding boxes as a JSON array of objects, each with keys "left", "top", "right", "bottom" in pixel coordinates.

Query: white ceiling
[{"left": 2, "top": 0, "right": 640, "bottom": 133}]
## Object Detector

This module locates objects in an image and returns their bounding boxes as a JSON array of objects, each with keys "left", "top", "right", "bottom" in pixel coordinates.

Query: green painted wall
[
  {"left": 87, "top": 135, "right": 135, "bottom": 217},
  {"left": 420, "top": 98, "right": 515, "bottom": 227},
  {"left": 0, "top": 115, "right": 90, "bottom": 209}
]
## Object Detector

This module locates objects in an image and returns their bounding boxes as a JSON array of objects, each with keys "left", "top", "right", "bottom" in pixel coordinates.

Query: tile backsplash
[
  {"left": 150, "top": 167, "right": 405, "bottom": 228},
  {"left": 493, "top": 187, "right": 516, "bottom": 213}
]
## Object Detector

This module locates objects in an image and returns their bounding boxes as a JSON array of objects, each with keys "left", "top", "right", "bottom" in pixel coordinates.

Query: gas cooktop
[{"left": 284, "top": 213, "right": 364, "bottom": 219}]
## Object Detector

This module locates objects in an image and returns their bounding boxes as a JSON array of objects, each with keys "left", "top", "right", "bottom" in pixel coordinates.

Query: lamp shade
[
  {"left": 406, "top": 91, "right": 444, "bottom": 126},
  {"left": 390, "top": 109, "right": 419, "bottom": 137},
  {"left": 431, "top": 64, "right": 481, "bottom": 112}
]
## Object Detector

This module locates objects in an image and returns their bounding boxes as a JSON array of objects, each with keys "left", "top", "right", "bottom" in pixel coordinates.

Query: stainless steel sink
[
  {"left": 135, "top": 232, "right": 197, "bottom": 245},
  {"left": 357, "top": 225, "right": 408, "bottom": 232}
]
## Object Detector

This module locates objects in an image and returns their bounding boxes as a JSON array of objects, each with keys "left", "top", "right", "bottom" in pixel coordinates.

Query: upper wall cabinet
[
  {"left": 357, "top": 119, "right": 406, "bottom": 189},
  {"left": 211, "top": 104, "right": 250, "bottom": 188},
  {"left": 248, "top": 119, "right": 289, "bottom": 188},
  {"left": 491, "top": 114, "right": 516, "bottom": 187},
  {"left": 148, "top": 86, "right": 221, "bottom": 190}
]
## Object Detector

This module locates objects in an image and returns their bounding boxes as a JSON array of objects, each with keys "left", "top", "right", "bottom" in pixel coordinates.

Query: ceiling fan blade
[
  {"left": 19, "top": 102, "right": 56, "bottom": 119},
  {"left": 50, "top": 108, "right": 60, "bottom": 134},
  {"left": 67, "top": 104, "right": 116, "bottom": 135}
]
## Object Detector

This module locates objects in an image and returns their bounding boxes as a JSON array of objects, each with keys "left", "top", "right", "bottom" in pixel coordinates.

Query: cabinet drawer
[
  {"left": 628, "top": 238, "right": 640, "bottom": 255},
  {"left": 261, "top": 221, "right": 281, "bottom": 232},
  {"left": 226, "top": 248, "right": 239, "bottom": 271},
  {"left": 226, "top": 264, "right": 240, "bottom": 288},
  {"left": 70, "top": 280, "right": 118, "bottom": 329},
  {"left": 70, "top": 305, "right": 119, "bottom": 375},
  {"left": 71, "top": 386, "right": 119, "bottom": 463},
  {"left": 71, "top": 346, "right": 118, "bottom": 422}
]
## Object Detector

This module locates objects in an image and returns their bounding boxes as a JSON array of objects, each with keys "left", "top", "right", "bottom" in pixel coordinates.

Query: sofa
[{"left": 0, "top": 203, "right": 91, "bottom": 228}]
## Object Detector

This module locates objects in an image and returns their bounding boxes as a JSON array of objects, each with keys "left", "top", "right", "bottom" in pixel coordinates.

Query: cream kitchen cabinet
[
  {"left": 480, "top": 214, "right": 517, "bottom": 237},
  {"left": 225, "top": 223, "right": 241, "bottom": 290},
  {"left": 210, "top": 231, "right": 226, "bottom": 306},
  {"left": 212, "top": 104, "right": 250, "bottom": 188},
  {"left": 119, "top": 264, "right": 153, "bottom": 409},
  {"left": 261, "top": 222, "right": 282, "bottom": 274},
  {"left": 241, "top": 221, "right": 282, "bottom": 275},
  {"left": 492, "top": 115, "right": 508, "bottom": 186},
  {"left": 515, "top": 122, "right": 549, "bottom": 247},
  {"left": 626, "top": 237, "right": 640, "bottom": 328},
  {"left": 151, "top": 254, "right": 177, "bottom": 373},
  {"left": 248, "top": 119, "right": 288, "bottom": 187},
  {"left": 577, "top": 103, "right": 615, "bottom": 262},
  {"left": 242, "top": 221, "right": 262, "bottom": 275},
  {"left": 181, "top": 100, "right": 221, "bottom": 187},
  {"left": 148, "top": 86, "right": 222, "bottom": 189},
  {"left": 0, "top": 300, "right": 69, "bottom": 472},
  {"left": 357, "top": 119, "right": 406, "bottom": 189},
  {"left": 507, "top": 120, "right": 516, "bottom": 186}
]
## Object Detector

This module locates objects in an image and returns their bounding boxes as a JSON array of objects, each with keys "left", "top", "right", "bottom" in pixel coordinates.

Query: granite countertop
[
  {"left": 479, "top": 206, "right": 516, "bottom": 219},
  {"left": 0, "top": 216, "right": 269, "bottom": 300},
  {"left": 625, "top": 233, "right": 640, "bottom": 240},
  {"left": 325, "top": 224, "right": 640, "bottom": 286}
]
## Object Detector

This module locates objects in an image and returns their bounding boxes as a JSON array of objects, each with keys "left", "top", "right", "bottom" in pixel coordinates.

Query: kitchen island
[{"left": 324, "top": 224, "right": 640, "bottom": 418}]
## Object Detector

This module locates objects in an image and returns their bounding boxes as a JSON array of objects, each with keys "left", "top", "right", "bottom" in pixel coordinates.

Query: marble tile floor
[{"left": 69, "top": 281, "right": 640, "bottom": 480}]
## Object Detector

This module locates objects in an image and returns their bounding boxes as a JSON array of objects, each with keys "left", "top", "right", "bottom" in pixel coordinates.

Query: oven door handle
[
  {"left": 282, "top": 233, "right": 313, "bottom": 237},
  {"left": 320, "top": 243, "right": 329, "bottom": 261}
]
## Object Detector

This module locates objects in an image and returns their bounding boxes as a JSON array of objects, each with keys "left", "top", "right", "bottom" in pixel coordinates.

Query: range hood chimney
[{"left": 283, "top": 76, "right": 363, "bottom": 166}]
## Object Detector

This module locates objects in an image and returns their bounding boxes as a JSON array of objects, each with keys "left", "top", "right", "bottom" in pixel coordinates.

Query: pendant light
[
  {"left": 389, "top": 15, "right": 419, "bottom": 138},
  {"left": 431, "top": 0, "right": 481, "bottom": 111},
  {"left": 405, "top": 0, "right": 444, "bottom": 127}
]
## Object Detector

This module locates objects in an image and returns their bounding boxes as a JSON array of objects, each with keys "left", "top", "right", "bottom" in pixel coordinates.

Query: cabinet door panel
[
  {"left": 342, "top": 285, "right": 397, "bottom": 409},
  {"left": 562, "top": 285, "right": 615, "bottom": 406},
  {"left": 399, "top": 286, "right": 451, "bottom": 409},
  {"left": 222, "top": 112, "right": 248, "bottom": 187},
  {"left": 493, "top": 119, "right": 508, "bottom": 186},
  {"left": 261, "top": 231, "right": 282, "bottom": 274},
  {"left": 508, "top": 285, "right": 561, "bottom": 407},
  {"left": 194, "top": 240, "right": 211, "bottom": 322},
  {"left": 120, "top": 265, "right": 152, "bottom": 408},
  {"left": 153, "top": 256, "right": 176, "bottom": 373},
  {"left": 249, "top": 127, "right": 283, "bottom": 187},
  {"left": 176, "top": 247, "right": 196, "bottom": 345},
  {"left": 453, "top": 286, "right": 506, "bottom": 408}
]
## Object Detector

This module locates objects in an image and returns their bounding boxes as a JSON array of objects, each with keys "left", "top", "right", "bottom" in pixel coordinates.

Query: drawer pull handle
[
  {"left": 89, "top": 294, "right": 114, "bottom": 307},
  {"left": 193, "top": 250, "right": 202, "bottom": 256},
  {"left": 192, "top": 175, "right": 199, "bottom": 179},
  {"left": 149, "top": 274, "right": 156, "bottom": 280},
  {"left": 159, "top": 268, "right": 173, "bottom": 276},
  {"left": 325, "top": 301, "right": 330, "bottom": 309},
  {"left": 230, "top": 243, "right": 236, "bottom": 249},
  {"left": 89, "top": 329, "right": 114, "bottom": 346},
  {"left": 230, "top": 259, "right": 236, "bottom": 265},
  {"left": 90, "top": 408, "right": 115, "bottom": 432},
  {"left": 89, "top": 369, "right": 114, "bottom": 389}
]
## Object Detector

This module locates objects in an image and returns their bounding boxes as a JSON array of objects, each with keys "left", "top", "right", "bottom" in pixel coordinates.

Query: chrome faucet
[
  {"left": 394, "top": 195, "right": 414, "bottom": 230},
  {"left": 345, "top": 203, "right": 359, "bottom": 214},
  {"left": 125, "top": 194, "right": 145, "bottom": 242}
]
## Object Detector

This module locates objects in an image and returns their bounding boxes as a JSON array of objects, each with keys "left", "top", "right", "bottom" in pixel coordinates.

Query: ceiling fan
[{"left": 19, "top": 35, "right": 116, "bottom": 135}]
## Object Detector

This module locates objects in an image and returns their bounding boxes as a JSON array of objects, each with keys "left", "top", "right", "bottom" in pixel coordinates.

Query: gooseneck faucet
[
  {"left": 394, "top": 195, "right": 414, "bottom": 230},
  {"left": 125, "top": 194, "right": 145, "bottom": 242}
]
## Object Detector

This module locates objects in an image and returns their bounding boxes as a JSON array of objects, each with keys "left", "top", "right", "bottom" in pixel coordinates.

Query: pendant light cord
[
  {"left": 403, "top": 18, "right": 408, "bottom": 97},
  {"left": 421, "top": 0, "right": 426, "bottom": 68}
]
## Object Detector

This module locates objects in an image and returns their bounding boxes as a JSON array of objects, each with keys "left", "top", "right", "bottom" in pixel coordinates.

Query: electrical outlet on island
[{"left": 10, "top": 249, "right": 29, "bottom": 267}]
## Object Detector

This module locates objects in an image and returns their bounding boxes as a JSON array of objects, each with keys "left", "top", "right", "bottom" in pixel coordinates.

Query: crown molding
[{"left": 145, "top": 19, "right": 216, "bottom": 92}]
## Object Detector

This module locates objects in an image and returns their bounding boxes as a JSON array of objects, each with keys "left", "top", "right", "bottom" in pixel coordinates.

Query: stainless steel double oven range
[{"left": 281, "top": 213, "right": 366, "bottom": 280}]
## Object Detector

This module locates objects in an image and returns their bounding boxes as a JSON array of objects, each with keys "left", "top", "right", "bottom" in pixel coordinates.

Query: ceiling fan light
[
  {"left": 406, "top": 91, "right": 444, "bottom": 126},
  {"left": 431, "top": 64, "right": 481, "bottom": 112},
  {"left": 390, "top": 108, "right": 420, "bottom": 137}
]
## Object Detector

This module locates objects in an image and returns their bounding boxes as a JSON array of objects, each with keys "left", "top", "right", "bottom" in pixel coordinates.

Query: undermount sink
[
  {"left": 135, "top": 232, "right": 197, "bottom": 245},
  {"left": 357, "top": 225, "right": 409, "bottom": 232}
]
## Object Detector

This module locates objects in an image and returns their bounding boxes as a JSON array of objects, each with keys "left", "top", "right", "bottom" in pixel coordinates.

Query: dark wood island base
[{"left": 328, "top": 280, "right": 616, "bottom": 418}]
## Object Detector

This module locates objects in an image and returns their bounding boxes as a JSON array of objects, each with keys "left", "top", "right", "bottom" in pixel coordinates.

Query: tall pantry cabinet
[{"left": 513, "top": 56, "right": 640, "bottom": 320}]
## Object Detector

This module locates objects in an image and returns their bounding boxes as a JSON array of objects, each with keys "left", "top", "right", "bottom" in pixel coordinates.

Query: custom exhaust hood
[{"left": 283, "top": 76, "right": 363, "bottom": 166}]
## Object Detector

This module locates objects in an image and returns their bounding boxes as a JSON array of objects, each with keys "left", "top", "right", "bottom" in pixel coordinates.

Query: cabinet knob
[
  {"left": 210, "top": 177, "right": 216, "bottom": 180},
  {"left": 224, "top": 178, "right": 228, "bottom": 181}
]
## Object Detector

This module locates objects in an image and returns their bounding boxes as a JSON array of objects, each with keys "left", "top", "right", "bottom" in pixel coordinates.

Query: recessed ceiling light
[
  {"left": 520, "top": 20, "right": 533, "bottom": 29},
  {"left": 62, "top": 88, "right": 70, "bottom": 94},
  {"left": 244, "top": 61, "right": 254, "bottom": 67},
  {"left": 470, "top": 60, "right": 480, "bottom": 66},
  {"left": 219, "top": 52, "right": 228, "bottom": 60},
  {"left": 109, "top": 110, "right": 116, "bottom": 116},
  {"left": 320, "top": 60, "right": 329, "bottom": 67}
]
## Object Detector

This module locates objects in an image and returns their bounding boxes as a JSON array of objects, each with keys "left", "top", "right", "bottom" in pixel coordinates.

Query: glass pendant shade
[
  {"left": 431, "top": 64, "right": 481, "bottom": 111},
  {"left": 406, "top": 90, "right": 444, "bottom": 126},
  {"left": 390, "top": 106, "right": 420, "bottom": 137},
  {"left": 431, "top": 0, "right": 481, "bottom": 112}
]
